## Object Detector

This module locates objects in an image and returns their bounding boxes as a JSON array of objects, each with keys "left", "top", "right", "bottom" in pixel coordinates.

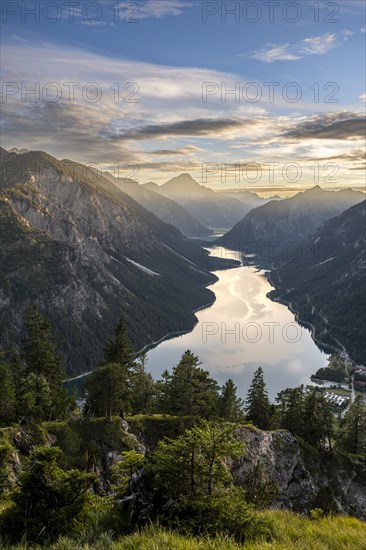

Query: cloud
[
  {"left": 282, "top": 114, "right": 366, "bottom": 141},
  {"left": 299, "top": 34, "right": 337, "bottom": 55},
  {"left": 241, "top": 33, "right": 340, "bottom": 63},
  {"left": 360, "top": 92, "right": 366, "bottom": 102},
  {"left": 242, "top": 44, "right": 301, "bottom": 63},
  {"left": 150, "top": 146, "right": 204, "bottom": 155},
  {"left": 1, "top": 41, "right": 364, "bottom": 185},
  {"left": 307, "top": 149, "right": 366, "bottom": 170},
  {"left": 102, "top": 118, "right": 258, "bottom": 142},
  {"left": 120, "top": 0, "right": 192, "bottom": 19}
]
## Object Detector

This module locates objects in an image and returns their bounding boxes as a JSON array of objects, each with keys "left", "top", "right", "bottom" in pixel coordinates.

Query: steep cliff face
[
  {"left": 231, "top": 426, "right": 366, "bottom": 520},
  {"left": 0, "top": 150, "right": 226, "bottom": 375}
]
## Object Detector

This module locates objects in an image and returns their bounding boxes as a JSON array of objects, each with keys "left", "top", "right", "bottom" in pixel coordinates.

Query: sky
[{"left": 1, "top": 0, "right": 365, "bottom": 189}]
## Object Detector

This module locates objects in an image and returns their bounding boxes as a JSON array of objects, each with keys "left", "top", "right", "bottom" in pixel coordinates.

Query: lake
[{"left": 146, "top": 246, "right": 329, "bottom": 401}]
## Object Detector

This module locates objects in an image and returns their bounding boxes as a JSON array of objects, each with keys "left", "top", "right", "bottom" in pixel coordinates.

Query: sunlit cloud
[{"left": 241, "top": 32, "right": 344, "bottom": 63}]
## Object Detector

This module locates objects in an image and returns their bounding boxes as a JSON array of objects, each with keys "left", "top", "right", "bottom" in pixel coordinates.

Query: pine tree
[
  {"left": 245, "top": 367, "right": 271, "bottom": 429},
  {"left": 151, "top": 421, "right": 243, "bottom": 502},
  {"left": 84, "top": 363, "right": 128, "bottom": 419},
  {"left": 129, "top": 353, "right": 155, "bottom": 414},
  {"left": 7, "top": 446, "right": 94, "bottom": 543},
  {"left": 22, "top": 306, "right": 61, "bottom": 381},
  {"left": 155, "top": 369, "right": 172, "bottom": 413},
  {"left": 102, "top": 316, "right": 134, "bottom": 370},
  {"left": 219, "top": 379, "right": 245, "bottom": 422},
  {"left": 21, "top": 306, "right": 68, "bottom": 419},
  {"left": 302, "top": 389, "right": 326, "bottom": 448},
  {"left": 167, "top": 350, "right": 220, "bottom": 418},
  {"left": 276, "top": 386, "right": 305, "bottom": 436},
  {"left": 19, "top": 373, "right": 52, "bottom": 422}
]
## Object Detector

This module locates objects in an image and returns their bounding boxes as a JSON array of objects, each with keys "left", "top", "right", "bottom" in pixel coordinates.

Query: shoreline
[
  {"left": 64, "top": 253, "right": 230, "bottom": 384},
  {"left": 65, "top": 253, "right": 351, "bottom": 386},
  {"left": 133, "top": 298, "right": 217, "bottom": 357},
  {"left": 267, "top": 269, "right": 349, "bottom": 360}
]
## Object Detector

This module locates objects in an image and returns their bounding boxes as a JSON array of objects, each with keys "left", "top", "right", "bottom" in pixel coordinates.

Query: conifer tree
[
  {"left": 302, "top": 389, "right": 326, "bottom": 448},
  {"left": 219, "top": 379, "right": 245, "bottom": 422},
  {"left": 245, "top": 367, "right": 271, "bottom": 429},
  {"left": 129, "top": 353, "right": 155, "bottom": 414},
  {"left": 102, "top": 316, "right": 134, "bottom": 370},
  {"left": 19, "top": 373, "right": 52, "bottom": 422},
  {"left": 92, "top": 316, "right": 136, "bottom": 415},
  {"left": 21, "top": 306, "right": 68, "bottom": 419},
  {"left": 276, "top": 386, "right": 304, "bottom": 435},
  {"left": 84, "top": 362, "right": 128, "bottom": 419},
  {"left": 167, "top": 350, "right": 220, "bottom": 418}
]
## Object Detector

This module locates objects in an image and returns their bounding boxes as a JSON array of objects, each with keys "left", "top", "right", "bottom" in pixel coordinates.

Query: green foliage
[
  {"left": 84, "top": 363, "right": 128, "bottom": 419},
  {"left": 276, "top": 387, "right": 334, "bottom": 452},
  {"left": 313, "top": 356, "right": 348, "bottom": 384},
  {"left": 44, "top": 417, "right": 138, "bottom": 472},
  {"left": 182, "top": 486, "right": 272, "bottom": 542},
  {"left": 2, "top": 512, "right": 366, "bottom": 549},
  {"left": 243, "top": 462, "right": 278, "bottom": 509},
  {"left": 71, "top": 494, "right": 128, "bottom": 546},
  {"left": 310, "top": 507, "right": 325, "bottom": 520},
  {"left": 302, "top": 390, "right": 334, "bottom": 451},
  {"left": 155, "top": 350, "right": 220, "bottom": 418},
  {"left": 336, "top": 395, "right": 366, "bottom": 455},
  {"left": 276, "top": 386, "right": 304, "bottom": 436},
  {"left": 19, "top": 372, "right": 52, "bottom": 421},
  {"left": 85, "top": 319, "right": 154, "bottom": 419},
  {"left": 0, "top": 357, "right": 16, "bottom": 426},
  {"left": 245, "top": 367, "right": 272, "bottom": 430},
  {"left": 21, "top": 306, "right": 69, "bottom": 420},
  {"left": 312, "top": 485, "right": 340, "bottom": 515},
  {"left": 102, "top": 317, "right": 134, "bottom": 369},
  {"left": 110, "top": 451, "right": 146, "bottom": 494},
  {"left": 129, "top": 354, "right": 155, "bottom": 415},
  {"left": 0, "top": 443, "right": 13, "bottom": 495},
  {"left": 150, "top": 421, "right": 243, "bottom": 504},
  {"left": 219, "top": 379, "right": 245, "bottom": 422},
  {"left": 1, "top": 446, "right": 94, "bottom": 543}
]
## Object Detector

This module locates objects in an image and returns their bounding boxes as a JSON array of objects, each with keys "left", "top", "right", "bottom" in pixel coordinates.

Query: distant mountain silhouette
[
  {"left": 103, "top": 173, "right": 211, "bottom": 238},
  {"left": 150, "top": 173, "right": 251, "bottom": 229},
  {"left": 216, "top": 186, "right": 365, "bottom": 261}
]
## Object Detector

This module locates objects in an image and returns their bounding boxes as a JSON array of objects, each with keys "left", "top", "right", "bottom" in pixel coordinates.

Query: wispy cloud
[
  {"left": 241, "top": 32, "right": 343, "bottom": 63},
  {"left": 121, "top": 0, "right": 192, "bottom": 19}
]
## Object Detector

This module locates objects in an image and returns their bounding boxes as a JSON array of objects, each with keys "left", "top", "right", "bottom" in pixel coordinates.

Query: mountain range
[
  {"left": 102, "top": 173, "right": 211, "bottom": 238},
  {"left": 0, "top": 149, "right": 235, "bottom": 375},
  {"left": 269, "top": 200, "right": 366, "bottom": 364},
  {"left": 144, "top": 173, "right": 252, "bottom": 229},
  {"left": 216, "top": 186, "right": 365, "bottom": 262}
]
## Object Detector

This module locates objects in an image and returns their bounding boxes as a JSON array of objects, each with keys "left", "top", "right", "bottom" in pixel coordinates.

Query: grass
[{"left": 1, "top": 511, "right": 365, "bottom": 549}]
